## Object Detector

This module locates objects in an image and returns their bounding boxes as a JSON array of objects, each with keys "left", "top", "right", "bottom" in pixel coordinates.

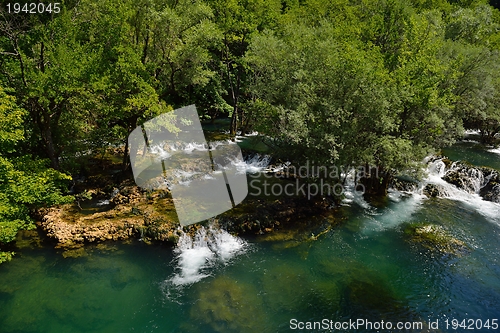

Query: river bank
[
  {"left": 30, "top": 139, "right": 500, "bottom": 258},
  {"left": 1, "top": 138, "right": 499, "bottom": 333}
]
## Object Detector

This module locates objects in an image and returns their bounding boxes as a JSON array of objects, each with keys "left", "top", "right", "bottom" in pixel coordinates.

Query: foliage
[
  {"left": 0, "top": 0, "right": 499, "bottom": 215},
  {"left": 0, "top": 86, "right": 72, "bottom": 261}
]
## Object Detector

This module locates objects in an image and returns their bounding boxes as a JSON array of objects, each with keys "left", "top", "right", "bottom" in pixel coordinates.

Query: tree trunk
[
  {"left": 122, "top": 137, "right": 130, "bottom": 172},
  {"left": 43, "top": 127, "right": 60, "bottom": 170},
  {"left": 230, "top": 104, "right": 238, "bottom": 136}
]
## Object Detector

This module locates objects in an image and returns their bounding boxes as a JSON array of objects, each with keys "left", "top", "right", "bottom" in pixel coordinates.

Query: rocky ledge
[
  {"left": 37, "top": 178, "right": 334, "bottom": 250},
  {"left": 37, "top": 181, "right": 181, "bottom": 249},
  {"left": 442, "top": 162, "right": 500, "bottom": 203}
]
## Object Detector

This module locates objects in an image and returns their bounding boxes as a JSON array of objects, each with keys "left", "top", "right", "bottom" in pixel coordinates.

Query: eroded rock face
[
  {"left": 443, "top": 163, "right": 492, "bottom": 191},
  {"left": 422, "top": 184, "right": 446, "bottom": 197},
  {"left": 38, "top": 181, "right": 179, "bottom": 249},
  {"left": 442, "top": 162, "right": 500, "bottom": 203},
  {"left": 217, "top": 196, "right": 332, "bottom": 235},
  {"left": 39, "top": 206, "right": 142, "bottom": 248},
  {"left": 390, "top": 177, "right": 419, "bottom": 193},
  {"left": 426, "top": 158, "right": 500, "bottom": 203},
  {"left": 479, "top": 175, "right": 500, "bottom": 203},
  {"left": 38, "top": 178, "right": 332, "bottom": 250}
]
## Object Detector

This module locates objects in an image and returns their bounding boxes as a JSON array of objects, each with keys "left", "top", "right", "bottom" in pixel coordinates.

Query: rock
[
  {"left": 189, "top": 276, "right": 267, "bottom": 333},
  {"left": 404, "top": 223, "right": 469, "bottom": 255},
  {"left": 423, "top": 184, "right": 442, "bottom": 197},
  {"left": 479, "top": 173, "right": 500, "bottom": 203},
  {"left": 390, "top": 177, "right": 418, "bottom": 192},
  {"left": 441, "top": 161, "right": 500, "bottom": 203}
]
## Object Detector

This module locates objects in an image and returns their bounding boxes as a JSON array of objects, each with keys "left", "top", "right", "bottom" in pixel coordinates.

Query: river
[{"left": 0, "top": 137, "right": 499, "bottom": 332}]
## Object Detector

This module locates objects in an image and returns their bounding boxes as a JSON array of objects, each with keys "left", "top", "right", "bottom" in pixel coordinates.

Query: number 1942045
[{"left": 6, "top": 3, "right": 61, "bottom": 14}]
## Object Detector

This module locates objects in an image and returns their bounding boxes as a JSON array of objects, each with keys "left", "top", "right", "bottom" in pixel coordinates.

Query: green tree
[
  {"left": 246, "top": 22, "right": 401, "bottom": 191},
  {"left": 443, "top": 4, "right": 500, "bottom": 143},
  {"left": 0, "top": 86, "right": 72, "bottom": 264},
  {"left": 247, "top": 1, "right": 468, "bottom": 195},
  {"left": 206, "top": 0, "right": 282, "bottom": 135},
  {"left": 0, "top": 4, "right": 95, "bottom": 170}
]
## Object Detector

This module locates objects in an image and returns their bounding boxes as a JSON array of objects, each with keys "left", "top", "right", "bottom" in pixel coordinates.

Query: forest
[{"left": 1, "top": 0, "right": 500, "bottom": 262}]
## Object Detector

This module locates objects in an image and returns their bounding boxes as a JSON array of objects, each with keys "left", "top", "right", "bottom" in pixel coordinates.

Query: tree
[
  {"left": 246, "top": 21, "right": 401, "bottom": 192},
  {"left": 443, "top": 4, "right": 500, "bottom": 143},
  {"left": 0, "top": 4, "right": 95, "bottom": 170},
  {"left": 206, "top": 0, "right": 282, "bottom": 135},
  {"left": 246, "top": 1, "right": 471, "bottom": 196},
  {"left": 0, "top": 86, "right": 72, "bottom": 264}
]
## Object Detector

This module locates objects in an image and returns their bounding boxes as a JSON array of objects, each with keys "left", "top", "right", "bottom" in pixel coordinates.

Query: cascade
[
  {"left": 423, "top": 159, "right": 500, "bottom": 223},
  {"left": 167, "top": 222, "right": 248, "bottom": 287}
]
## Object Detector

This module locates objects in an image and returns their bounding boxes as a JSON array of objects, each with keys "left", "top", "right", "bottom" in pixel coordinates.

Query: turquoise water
[
  {"left": 1, "top": 145, "right": 500, "bottom": 332},
  {"left": 442, "top": 140, "right": 500, "bottom": 171}
]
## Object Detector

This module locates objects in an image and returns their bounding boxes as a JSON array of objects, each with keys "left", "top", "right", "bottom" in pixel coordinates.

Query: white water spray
[
  {"left": 423, "top": 159, "right": 500, "bottom": 223},
  {"left": 167, "top": 223, "right": 247, "bottom": 287}
]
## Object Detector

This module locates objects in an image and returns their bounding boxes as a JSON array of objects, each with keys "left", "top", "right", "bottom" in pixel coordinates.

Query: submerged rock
[
  {"left": 404, "top": 223, "right": 468, "bottom": 256},
  {"left": 189, "top": 276, "right": 267, "bottom": 333}
]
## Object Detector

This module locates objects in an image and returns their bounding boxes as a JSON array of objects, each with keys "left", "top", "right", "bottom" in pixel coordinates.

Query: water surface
[{"left": 1, "top": 143, "right": 499, "bottom": 333}]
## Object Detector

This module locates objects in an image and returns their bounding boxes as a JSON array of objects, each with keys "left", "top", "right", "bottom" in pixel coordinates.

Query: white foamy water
[
  {"left": 423, "top": 159, "right": 500, "bottom": 224},
  {"left": 149, "top": 140, "right": 236, "bottom": 157},
  {"left": 95, "top": 188, "right": 120, "bottom": 206},
  {"left": 149, "top": 144, "right": 172, "bottom": 159},
  {"left": 241, "top": 154, "right": 271, "bottom": 174},
  {"left": 235, "top": 131, "right": 260, "bottom": 142},
  {"left": 345, "top": 156, "right": 500, "bottom": 233},
  {"left": 361, "top": 192, "right": 426, "bottom": 234},
  {"left": 167, "top": 223, "right": 247, "bottom": 287},
  {"left": 464, "top": 129, "right": 481, "bottom": 136},
  {"left": 182, "top": 142, "right": 209, "bottom": 153},
  {"left": 488, "top": 147, "right": 500, "bottom": 156},
  {"left": 341, "top": 171, "right": 371, "bottom": 210}
]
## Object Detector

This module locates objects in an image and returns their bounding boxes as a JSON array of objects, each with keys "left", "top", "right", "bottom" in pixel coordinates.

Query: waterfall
[
  {"left": 242, "top": 154, "right": 272, "bottom": 173},
  {"left": 341, "top": 170, "right": 372, "bottom": 210},
  {"left": 423, "top": 159, "right": 500, "bottom": 223},
  {"left": 96, "top": 188, "right": 120, "bottom": 206},
  {"left": 488, "top": 147, "right": 500, "bottom": 156},
  {"left": 357, "top": 157, "right": 500, "bottom": 233},
  {"left": 167, "top": 222, "right": 248, "bottom": 287}
]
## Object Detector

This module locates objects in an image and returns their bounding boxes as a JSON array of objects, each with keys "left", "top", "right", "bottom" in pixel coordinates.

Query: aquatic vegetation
[
  {"left": 260, "top": 264, "right": 312, "bottom": 312},
  {"left": 0, "top": 250, "right": 150, "bottom": 333},
  {"left": 404, "top": 223, "right": 468, "bottom": 255},
  {"left": 61, "top": 247, "right": 87, "bottom": 258},
  {"left": 190, "top": 276, "right": 267, "bottom": 333},
  {"left": 314, "top": 258, "right": 406, "bottom": 318}
]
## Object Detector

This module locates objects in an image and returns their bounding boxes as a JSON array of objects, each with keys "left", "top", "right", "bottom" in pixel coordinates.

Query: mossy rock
[
  {"left": 260, "top": 264, "right": 312, "bottom": 312},
  {"left": 404, "top": 223, "right": 468, "bottom": 255},
  {"left": 14, "top": 230, "right": 44, "bottom": 249},
  {"left": 190, "top": 276, "right": 267, "bottom": 333},
  {"left": 62, "top": 247, "right": 88, "bottom": 258},
  {"left": 315, "top": 259, "right": 404, "bottom": 315}
]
